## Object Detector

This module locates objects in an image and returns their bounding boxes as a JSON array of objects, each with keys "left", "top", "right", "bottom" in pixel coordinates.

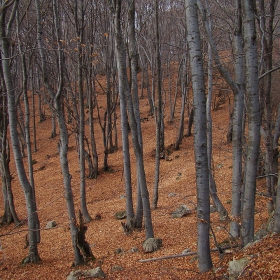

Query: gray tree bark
[
  {"left": 197, "top": 0, "right": 245, "bottom": 238},
  {"left": 0, "top": 0, "right": 40, "bottom": 263},
  {"left": 230, "top": 0, "right": 245, "bottom": 238},
  {"left": 109, "top": 0, "right": 155, "bottom": 239},
  {"left": 204, "top": 0, "right": 228, "bottom": 221},
  {"left": 257, "top": 0, "right": 277, "bottom": 214},
  {"left": 73, "top": 0, "right": 92, "bottom": 223},
  {"left": 241, "top": 0, "right": 261, "bottom": 246},
  {"left": 17, "top": 13, "right": 41, "bottom": 242},
  {"left": 36, "top": 0, "right": 84, "bottom": 264},
  {"left": 152, "top": 0, "right": 164, "bottom": 210},
  {"left": 185, "top": 0, "right": 212, "bottom": 272},
  {"left": 0, "top": 69, "right": 19, "bottom": 225},
  {"left": 274, "top": 171, "right": 280, "bottom": 232}
]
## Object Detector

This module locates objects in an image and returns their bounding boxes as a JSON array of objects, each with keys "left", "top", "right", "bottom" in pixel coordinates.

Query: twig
[
  {"left": 139, "top": 245, "right": 238, "bottom": 263},
  {"left": 256, "top": 173, "right": 278, "bottom": 179}
]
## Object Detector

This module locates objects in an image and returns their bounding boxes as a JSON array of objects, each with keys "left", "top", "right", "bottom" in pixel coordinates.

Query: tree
[
  {"left": 0, "top": 61, "right": 19, "bottom": 225},
  {"left": 152, "top": 0, "right": 164, "bottom": 210},
  {"left": 257, "top": 0, "right": 278, "bottom": 214},
  {"left": 241, "top": 0, "right": 261, "bottom": 246},
  {"left": 108, "top": 0, "right": 157, "bottom": 242},
  {"left": 35, "top": 0, "right": 90, "bottom": 265},
  {"left": 72, "top": 0, "right": 92, "bottom": 223},
  {"left": 230, "top": 0, "right": 245, "bottom": 238},
  {"left": 197, "top": 0, "right": 244, "bottom": 237},
  {"left": 185, "top": 0, "right": 212, "bottom": 272},
  {"left": 0, "top": 0, "right": 40, "bottom": 263}
]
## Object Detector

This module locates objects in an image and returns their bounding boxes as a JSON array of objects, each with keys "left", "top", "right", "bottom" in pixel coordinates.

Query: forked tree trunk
[
  {"left": 74, "top": 0, "right": 92, "bottom": 223},
  {"left": 204, "top": 0, "right": 228, "bottom": 221},
  {"left": 197, "top": 0, "right": 245, "bottom": 238},
  {"left": 36, "top": 0, "right": 84, "bottom": 265},
  {"left": 111, "top": 0, "right": 155, "bottom": 239}
]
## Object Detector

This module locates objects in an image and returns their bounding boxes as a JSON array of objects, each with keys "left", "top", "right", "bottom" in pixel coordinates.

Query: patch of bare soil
[{"left": 0, "top": 80, "right": 277, "bottom": 279}]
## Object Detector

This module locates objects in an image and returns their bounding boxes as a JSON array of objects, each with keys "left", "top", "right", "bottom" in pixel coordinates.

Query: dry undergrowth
[{"left": 0, "top": 78, "right": 278, "bottom": 279}]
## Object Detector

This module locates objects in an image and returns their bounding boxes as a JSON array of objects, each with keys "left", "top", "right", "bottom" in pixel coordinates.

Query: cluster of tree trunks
[{"left": 0, "top": 0, "right": 280, "bottom": 273}]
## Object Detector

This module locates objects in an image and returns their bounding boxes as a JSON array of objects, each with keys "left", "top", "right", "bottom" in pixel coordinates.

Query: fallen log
[{"left": 139, "top": 245, "right": 238, "bottom": 263}]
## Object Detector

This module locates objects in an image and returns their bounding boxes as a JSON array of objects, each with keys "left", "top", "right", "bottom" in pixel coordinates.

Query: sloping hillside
[{"left": 0, "top": 78, "right": 277, "bottom": 279}]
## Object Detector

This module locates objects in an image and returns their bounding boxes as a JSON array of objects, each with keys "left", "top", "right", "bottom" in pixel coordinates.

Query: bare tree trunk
[
  {"left": 152, "top": 0, "right": 163, "bottom": 210},
  {"left": 36, "top": 0, "right": 84, "bottom": 264},
  {"left": 73, "top": 0, "right": 92, "bottom": 223},
  {"left": 257, "top": 0, "right": 277, "bottom": 214},
  {"left": 110, "top": 0, "right": 155, "bottom": 239},
  {"left": 241, "top": 0, "right": 261, "bottom": 246},
  {"left": 230, "top": 0, "right": 245, "bottom": 238},
  {"left": 186, "top": 107, "right": 194, "bottom": 137},
  {"left": 17, "top": 15, "right": 41, "bottom": 242},
  {"left": 1, "top": 0, "right": 40, "bottom": 263},
  {"left": 186, "top": 0, "right": 212, "bottom": 272},
  {"left": 174, "top": 54, "right": 188, "bottom": 150},
  {"left": 0, "top": 72, "right": 19, "bottom": 225},
  {"left": 204, "top": 0, "right": 228, "bottom": 221},
  {"left": 88, "top": 78, "right": 98, "bottom": 179},
  {"left": 31, "top": 71, "right": 37, "bottom": 152}
]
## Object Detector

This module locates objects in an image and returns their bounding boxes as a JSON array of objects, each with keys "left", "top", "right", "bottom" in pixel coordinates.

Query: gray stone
[
  {"left": 168, "top": 192, "right": 176, "bottom": 197},
  {"left": 171, "top": 204, "right": 192, "bottom": 218},
  {"left": 85, "top": 267, "right": 106, "bottom": 278},
  {"left": 46, "top": 220, "right": 57, "bottom": 229},
  {"left": 111, "top": 265, "right": 124, "bottom": 272},
  {"left": 130, "top": 246, "right": 139, "bottom": 253},
  {"left": 67, "top": 267, "right": 106, "bottom": 279},
  {"left": 115, "top": 211, "right": 127, "bottom": 220},
  {"left": 210, "top": 204, "right": 217, "bottom": 213},
  {"left": 115, "top": 248, "right": 123, "bottom": 254},
  {"left": 143, "top": 238, "right": 162, "bottom": 253},
  {"left": 66, "top": 270, "right": 81, "bottom": 280},
  {"left": 182, "top": 248, "right": 191, "bottom": 254},
  {"left": 228, "top": 258, "right": 249, "bottom": 280}
]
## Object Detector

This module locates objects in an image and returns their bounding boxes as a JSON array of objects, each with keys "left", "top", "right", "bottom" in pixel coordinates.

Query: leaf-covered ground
[{"left": 0, "top": 76, "right": 278, "bottom": 279}]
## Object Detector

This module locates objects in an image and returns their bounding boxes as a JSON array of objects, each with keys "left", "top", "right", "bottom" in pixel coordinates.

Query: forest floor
[{"left": 0, "top": 75, "right": 280, "bottom": 279}]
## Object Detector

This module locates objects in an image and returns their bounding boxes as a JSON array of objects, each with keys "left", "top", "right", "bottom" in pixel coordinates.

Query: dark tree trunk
[
  {"left": 0, "top": 73, "right": 20, "bottom": 225},
  {"left": 1, "top": 0, "right": 40, "bottom": 263},
  {"left": 36, "top": 0, "right": 84, "bottom": 264},
  {"left": 152, "top": 0, "right": 164, "bottom": 210},
  {"left": 241, "top": 0, "right": 261, "bottom": 246},
  {"left": 230, "top": 0, "right": 245, "bottom": 238},
  {"left": 74, "top": 0, "right": 92, "bottom": 223}
]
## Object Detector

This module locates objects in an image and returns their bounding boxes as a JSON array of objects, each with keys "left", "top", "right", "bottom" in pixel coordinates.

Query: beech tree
[
  {"left": 0, "top": 60, "right": 19, "bottom": 225},
  {"left": 0, "top": 0, "right": 40, "bottom": 263},
  {"left": 197, "top": 0, "right": 244, "bottom": 237},
  {"left": 108, "top": 0, "right": 158, "bottom": 244},
  {"left": 241, "top": 0, "right": 261, "bottom": 246},
  {"left": 256, "top": 0, "right": 278, "bottom": 214},
  {"left": 35, "top": 0, "right": 89, "bottom": 264},
  {"left": 152, "top": 0, "right": 164, "bottom": 210},
  {"left": 72, "top": 0, "right": 92, "bottom": 223},
  {"left": 229, "top": 0, "right": 245, "bottom": 238},
  {"left": 185, "top": 0, "right": 212, "bottom": 272}
]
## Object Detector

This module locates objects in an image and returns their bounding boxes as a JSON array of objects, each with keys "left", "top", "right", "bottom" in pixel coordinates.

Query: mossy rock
[
  {"left": 115, "top": 211, "right": 127, "bottom": 220},
  {"left": 143, "top": 238, "right": 162, "bottom": 253}
]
